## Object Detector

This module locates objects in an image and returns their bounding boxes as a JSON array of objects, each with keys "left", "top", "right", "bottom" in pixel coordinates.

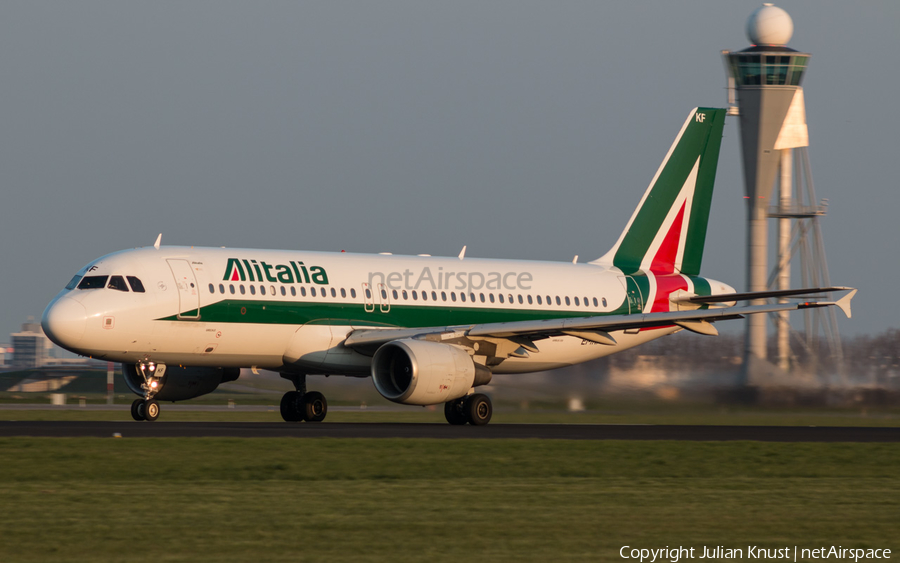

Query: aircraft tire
[
  {"left": 444, "top": 399, "right": 468, "bottom": 425},
  {"left": 144, "top": 400, "right": 160, "bottom": 422},
  {"left": 280, "top": 391, "right": 303, "bottom": 422},
  {"left": 302, "top": 391, "right": 327, "bottom": 423},
  {"left": 131, "top": 399, "right": 145, "bottom": 421},
  {"left": 465, "top": 394, "right": 492, "bottom": 426}
]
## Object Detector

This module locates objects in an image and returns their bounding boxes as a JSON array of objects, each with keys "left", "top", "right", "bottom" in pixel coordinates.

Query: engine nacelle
[
  {"left": 371, "top": 339, "right": 491, "bottom": 406},
  {"left": 123, "top": 364, "right": 240, "bottom": 401}
]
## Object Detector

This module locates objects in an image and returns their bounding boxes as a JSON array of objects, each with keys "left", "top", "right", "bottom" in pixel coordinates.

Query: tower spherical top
[{"left": 746, "top": 3, "right": 793, "bottom": 46}]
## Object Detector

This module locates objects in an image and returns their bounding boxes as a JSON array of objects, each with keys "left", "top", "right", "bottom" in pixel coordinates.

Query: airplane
[{"left": 41, "top": 107, "right": 855, "bottom": 425}]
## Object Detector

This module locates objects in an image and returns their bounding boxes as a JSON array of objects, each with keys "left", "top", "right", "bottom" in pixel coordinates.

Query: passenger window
[
  {"left": 365, "top": 289, "right": 371, "bottom": 299},
  {"left": 412, "top": 290, "right": 418, "bottom": 301},
  {"left": 441, "top": 291, "right": 447, "bottom": 301},
  {"left": 555, "top": 296, "right": 561, "bottom": 305},
  {"left": 109, "top": 276, "right": 130, "bottom": 292},
  {"left": 271, "top": 285, "right": 276, "bottom": 295},
  {"left": 208, "top": 283, "right": 215, "bottom": 294},
  {"left": 517, "top": 295, "right": 524, "bottom": 304},
  {"left": 250, "top": 286, "right": 256, "bottom": 295},
  {"left": 301, "top": 287, "right": 307, "bottom": 297},
  {"left": 602, "top": 297, "right": 607, "bottom": 307},
  {"left": 508, "top": 294, "right": 513, "bottom": 303},
  {"left": 260, "top": 286, "right": 266, "bottom": 295},
  {"left": 547, "top": 295, "right": 552, "bottom": 305},
  {"left": 219, "top": 284, "right": 225, "bottom": 294},
  {"left": 431, "top": 291, "right": 437, "bottom": 301},
  {"left": 126, "top": 276, "right": 145, "bottom": 293},
  {"left": 332, "top": 288, "right": 337, "bottom": 298},
  {"left": 527, "top": 295, "right": 533, "bottom": 305},
  {"left": 593, "top": 297, "right": 598, "bottom": 307},
  {"left": 565, "top": 296, "right": 571, "bottom": 306},
  {"left": 393, "top": 290, "right": 399, "bottom": 300},
  {"left": 280, "top": 286, "right": 286, "bottom": 296},
  {"left": 422, "top": 291, "right": 427, "bottom": 301},
  {"left": 402, "top": 290, "right": 408, "bottom": 300},
  {"left": 450, "top": 292, "right": 456, "bottom": 302},
  {"left": 480, "top": 293, "right": 486, "bottom": 303},
  {"left": 290, "top": 287, "right": 296, "bottom": 296},
  {"left": 350, "top": 288, "right": 356, "bottom": 298},
  {"left": 537, "top": 295, "right": 542, "bottom": 305},
  {"left": 490, "top": 294, "right": 495, "bottom": 303},
  {"left": 65, "top": 275, "right": 82, "bottom": 290},
  {"left": 498, "top": 294, "right": 504, "bottom": 304},
  {"left": 381, "top": 289, "right": 387, "bottom": 299},
  {"left": 230, "top": 284, "right": 235, "bottom": 295},
  {"left": 311, "top": 287, "right": 316, "bottom": 297},
  {"left": 584, "top": 297, "right": 589, "bottom": 307},
  {"left": 459, "top": 292, "right": 465, "bottom": 302},
  {"left": 341, "top": 288, "right": 347, "bottom": 298},
  {"left": 240, "top": 285, "right": 246, "bottom": 295},
  {"left": 78, "top": 276, "right": 108, "bottom": 290},
  {"left": 574, "top": 297, "right": 580, "bottom": 306},
  {"left": 470, "top": 293, "right": 476, "bottom": 302}
]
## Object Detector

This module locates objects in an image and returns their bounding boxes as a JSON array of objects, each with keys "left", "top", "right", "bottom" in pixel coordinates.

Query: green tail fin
[{"left": 592, "top": 107, "right": 726, "bottom": 276}]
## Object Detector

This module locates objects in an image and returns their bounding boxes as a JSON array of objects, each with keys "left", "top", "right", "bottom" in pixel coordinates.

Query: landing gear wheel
[
  {"left": 131, "top": 399, "right": 145, "bottom": 421},
  {"left": 444, "top": 399, "right": 468, "bottom": 425},
  {"left": 280, "top": 391, "right": 304, "bottom": 422},
  {"left": 302, "top": 391, "right": 328, "bottom": 423},
  {"left": 144, "top": 400, "right": 160, "bottom": 422},
  {"left": 465, "top": 394, "right": 492, "bottom": 426}
]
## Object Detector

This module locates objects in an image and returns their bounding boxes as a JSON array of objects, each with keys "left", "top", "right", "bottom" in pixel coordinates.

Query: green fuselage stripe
[{"left": 158, "top": 298, "right": 631, "bottom": 328}]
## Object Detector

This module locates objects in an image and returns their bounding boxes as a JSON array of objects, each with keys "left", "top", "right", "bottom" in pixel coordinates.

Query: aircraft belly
[
  {"left": 149, "top": 321, "right": 293, "bottom": 368},
  {"left": 491, "top": 328, "right": 680, "bottom": 374}
]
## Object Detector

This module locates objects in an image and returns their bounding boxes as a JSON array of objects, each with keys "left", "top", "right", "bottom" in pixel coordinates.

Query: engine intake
[{"left": 372, "top": 339, "right": 491, "bottom": 406}]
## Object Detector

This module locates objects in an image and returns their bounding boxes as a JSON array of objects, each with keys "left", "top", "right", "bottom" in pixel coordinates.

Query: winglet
[
  {"left": 835, "top": 289, "right": 857, "bottom": 319},
  {"left": 153, "top": 233, "right": 162, "bottom": 250},
  {"left": 458, "top": 245, "right": 466, "bottom": 260}
]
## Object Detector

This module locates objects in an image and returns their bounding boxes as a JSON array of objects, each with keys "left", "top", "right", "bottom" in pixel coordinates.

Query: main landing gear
[
  {"left": 131, "top": 362, "right": 166, "bottom": 422},
  {"left": 279, "top": 373, "right": 328, "bottom": 422},
  {"left": 444, "top": 393, "right": 492, "bottom": 426}
]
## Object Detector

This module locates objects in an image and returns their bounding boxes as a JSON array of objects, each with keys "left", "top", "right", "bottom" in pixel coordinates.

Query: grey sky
[{"left": 1, "top": 1, "right": 897, "bottom": 341}]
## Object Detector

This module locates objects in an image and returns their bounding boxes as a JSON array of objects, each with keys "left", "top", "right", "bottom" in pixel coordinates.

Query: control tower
[{"left": 722, "top": 4, "right": 842, "bottom": 380}]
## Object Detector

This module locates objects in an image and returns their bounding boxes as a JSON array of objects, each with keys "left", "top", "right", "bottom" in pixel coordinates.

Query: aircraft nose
[{"left": 42, "top": 298, "right": 86, "bottom": 350}]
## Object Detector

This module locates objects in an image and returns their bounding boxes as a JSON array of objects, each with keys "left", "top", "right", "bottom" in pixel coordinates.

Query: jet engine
[
  {"left": 123, "top": 364, "right": 240, "bottom": 401},
  {"left": 371, "top": 339, "right": 491, "bottom": 406}
]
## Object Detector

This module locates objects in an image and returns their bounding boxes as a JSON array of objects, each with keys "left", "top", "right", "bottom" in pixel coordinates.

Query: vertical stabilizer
[{"left": 592, "top": 107, "right": 726, "bottom": 276}]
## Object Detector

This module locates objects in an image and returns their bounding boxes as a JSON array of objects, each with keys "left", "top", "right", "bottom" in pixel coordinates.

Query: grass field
[{"left": 1, "top": 438, "right": 898, "bottom": 562}]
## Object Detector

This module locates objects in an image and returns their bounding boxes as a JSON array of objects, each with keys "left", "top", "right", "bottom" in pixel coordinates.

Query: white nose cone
[
  {"left": 42, "top": 298, "right": 86, "bottom": 351},
  {"left": 747, "top": 3, "right": 793, "bottom": 46}
]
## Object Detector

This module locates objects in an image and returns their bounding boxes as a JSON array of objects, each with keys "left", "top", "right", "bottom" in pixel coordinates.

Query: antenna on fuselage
[
  {"left": 458, "top": 245, "right": 467, "bottom": 260},
  {"left": 153, "top": 234, "right": 162, "bottom": 250}
]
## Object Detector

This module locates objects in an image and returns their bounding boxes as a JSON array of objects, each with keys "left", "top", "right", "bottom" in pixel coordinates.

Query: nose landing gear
[
  {"left": 279, "top": 373, "right": 328, "bottom": 422},
  {"left": 130, "top": 362, "right": 166, "bottom": 422}
]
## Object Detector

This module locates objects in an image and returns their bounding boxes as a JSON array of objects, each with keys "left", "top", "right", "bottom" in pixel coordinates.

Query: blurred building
[{"left": 10, "top": 321, "right": 52, "bottom": 369}]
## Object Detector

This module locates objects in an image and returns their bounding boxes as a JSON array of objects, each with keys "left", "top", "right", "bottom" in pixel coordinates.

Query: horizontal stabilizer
[{"left": 688, "top": 286, "right": 852, "bottom": 304}]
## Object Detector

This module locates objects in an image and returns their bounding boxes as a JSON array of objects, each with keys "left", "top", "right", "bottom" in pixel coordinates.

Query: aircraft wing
[{"left": 344, "top": 288, "right": 856, "bottom": 349}]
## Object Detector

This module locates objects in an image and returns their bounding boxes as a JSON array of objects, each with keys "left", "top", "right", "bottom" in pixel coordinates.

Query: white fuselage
[{"left": 42, "top": 246, "right": 735, "bottom": 376}]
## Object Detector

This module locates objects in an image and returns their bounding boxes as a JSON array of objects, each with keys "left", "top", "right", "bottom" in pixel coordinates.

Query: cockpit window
[
  {"left": 65, "top": 275, "right": 82, "bottom": 290},
  {"left": 126, "top": 276, "right": 146, "bottom": 293},
  {"left": 77, "top": 275, "right": 108, "bottom": 290},
  {"left": 108, "top": 276, "right": 129, "bottom": 292}
]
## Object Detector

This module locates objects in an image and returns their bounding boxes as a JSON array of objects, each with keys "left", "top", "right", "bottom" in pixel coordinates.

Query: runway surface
[{"left": 1, "top": 421, "right": 899, "bottom": 441}]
